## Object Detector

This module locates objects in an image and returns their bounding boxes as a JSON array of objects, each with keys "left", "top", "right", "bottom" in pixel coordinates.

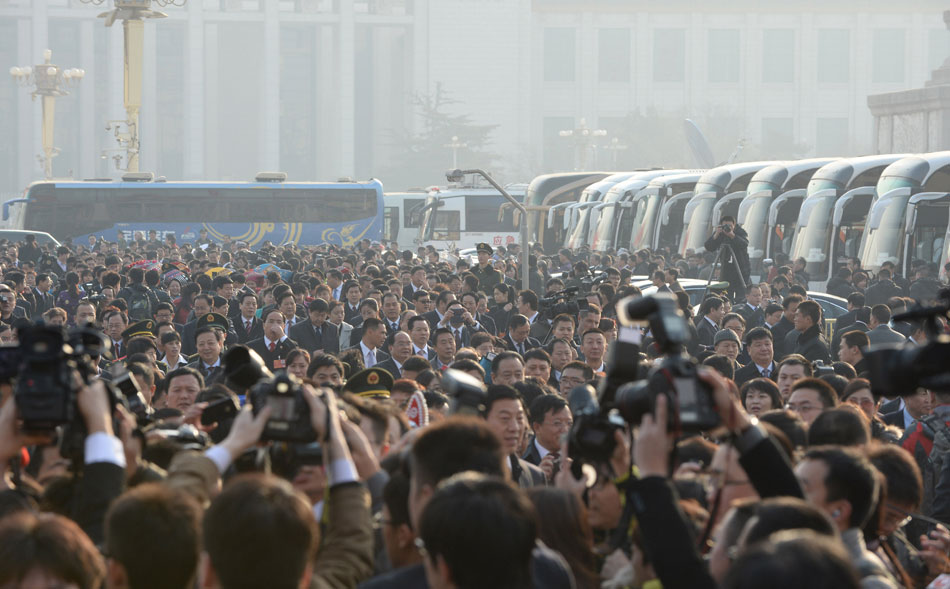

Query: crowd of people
[{"left": 0, "top": 224, "right": 947, "bottom": 588}]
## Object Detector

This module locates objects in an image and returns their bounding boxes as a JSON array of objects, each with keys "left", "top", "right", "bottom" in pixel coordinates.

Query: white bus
[
  {"left": 417, "top": 184, "right": 528, "bottom": 251},
  {"left": 382, "top": 191, "right": 428, "bottom": 250}
]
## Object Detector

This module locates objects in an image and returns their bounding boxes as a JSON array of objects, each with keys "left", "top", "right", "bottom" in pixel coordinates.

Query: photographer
[
  {"left": 201, "top": 386, "right": 374, "bottom": 589},
  {"left": 622, "top": 368, "right": 802, "bottom": 589},
  {"left": 703, "top": 216, "right": 751, "bottom": 302}
]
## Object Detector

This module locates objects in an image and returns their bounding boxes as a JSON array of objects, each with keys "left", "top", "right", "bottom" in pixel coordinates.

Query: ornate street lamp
[
  {"left": 10, "top": 49, "right": 85, "bottom": 179},
  {"left": 79, "top": 0, "right": 187, "bottom": 172}
]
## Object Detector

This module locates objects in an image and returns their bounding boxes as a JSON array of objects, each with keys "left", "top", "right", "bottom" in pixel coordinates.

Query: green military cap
[
  {"left": 344, "top": 367, "right": 394, "bottom": 399},
  {"left": 122, "top": 319, "right": 156, "bottom": 341},
  {"left": 201, "top": 312, "right": 230, "bottom": 333},
  {"left": 476, "top": 242, "right": 493, "bottom": 255}
]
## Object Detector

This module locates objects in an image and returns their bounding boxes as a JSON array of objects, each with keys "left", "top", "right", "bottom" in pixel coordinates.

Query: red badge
[
  {"left": 405, "top": 391, "right": 429, "bottom": 429},
  {"left": 274, "top": 359, "right": 286, "bottom": 369}
]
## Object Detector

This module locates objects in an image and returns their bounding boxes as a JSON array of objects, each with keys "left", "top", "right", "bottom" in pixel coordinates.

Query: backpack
[
  {"left": 127, "top": 287, "right": 153, "bottom": 321},
  {"left": 902, "top": 414, "right": 950, "bottom": 516}
]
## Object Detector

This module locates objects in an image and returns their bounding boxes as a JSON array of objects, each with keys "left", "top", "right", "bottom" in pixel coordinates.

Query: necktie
[
  {"left": 392, "top": 321, "right": 399, "bottom": 332},
  {"left": 245, "top": 320, "right": 252, "bottom": 332},
  {"left": 455, "top": 329, "right": 462, "bottom": 349},
  {"left": 762, "top": 367, "right": 770, "bottom": 378},
  {"left": 368, "top": 349, "right": 376, "bottom": 366},
  {"left": 269, "top": 342, "right": 276, "bottom": 352},
  {"left": 314, "top": 326, "right": 322, "bottom": 341},
  {"left": 518, "top": 343, "right": 524, "bottom": 356}
]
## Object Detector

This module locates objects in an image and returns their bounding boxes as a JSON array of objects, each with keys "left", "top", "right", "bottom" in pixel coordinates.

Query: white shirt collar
[
  {"left": 360, "top": 340, "right": 376, "bottom": 355},
  {"left": 264, "top": 335, "right": 287, "bottom": 347},
  {"left": 526, "top": 311, "right": 539, "bottom": 324},
  {"left": 705, "top": 316, "right": 718, "bottom": 328},
  {"left": 534, "top": 438, "right": 551, "bottom": 460}
]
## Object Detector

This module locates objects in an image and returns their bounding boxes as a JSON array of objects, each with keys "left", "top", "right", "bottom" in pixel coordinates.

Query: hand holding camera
[
  {"left": 77, "top": 380, "right": 113, "bottom": 436},
  {"left": 220, "top": 404, "right": 272, "bottom": 461},
  {"left": 302, "top": 385, "right": 353, "bottom": 466}
]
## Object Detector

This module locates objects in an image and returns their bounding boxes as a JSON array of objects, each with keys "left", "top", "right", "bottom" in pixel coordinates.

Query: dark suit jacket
[
  {"left": 444, "top": 325, "right": 477, "bottom": 348},
  {"left": 72, "top": 461, "right": 125, "bottom": 546},
  {"left": 522, "top": 439, "right": 543, "bottom": 466},
  {"left": 186, "top": 359, "right": 224, "bottom": 386},
  {"left": 343, "top": 302, "right": 362, "bottom": 324},
  {"left": 422, "top": 309, "right": 442, "bottom": 331},
  {"left": 511, "top": 455, "right": 546, "bottom": 488},
  {"left": 234, "top": 316, "right": 264, "bottom": 344},
  {"left": 882, "top": 410, "right": 906, "bottom": 429},
  {"left": 735, "top": 303, "right": 765, "bottom": 328},
  {"left": 793, "top": 326, "right": 831, "bottom": 365},
  {"left": 771, "top": 316, "right": 795, "bottom": 359},
  {"left": 528, "top": 317, "right": 551, "bottom": 343},
  {"left": 476, "top": 312, "right": 497, "bottom": 336},
  {"left": 695, "top": 316, "right": 719, "bottom": 348},
  {"left": 289, "top": 320, "right": 340, "bottom": 355},
  {"left": 733, "top": 362, "right": 778, "bottom": 387},
  {"left": 248, "top": 337, "right": 300, "bottom": 371},
  {"left": 411, "top": 345, "right": 437, "bottom": 362},
  {"left": 489, "top": 306, "right": 513, "bottom": 335},
  {"left": 879, "top": 398, "right": 902, "bottom": 415},
  {"left": 346, "top": 344, "right": 391, "bottom": 368},
  {"left": 375, "top": 358, "right": 402, "bottom": 379},
  {"left": 505, "top": 334, "right": 541, "bottom": 355}
]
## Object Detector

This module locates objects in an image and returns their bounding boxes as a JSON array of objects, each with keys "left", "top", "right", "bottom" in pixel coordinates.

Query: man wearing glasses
[
  {"left": 558, "top": 361, "right": 592, "bottom": 399},
  {"left": 786, "top": 378, "right": 839, "bottom": 427}
]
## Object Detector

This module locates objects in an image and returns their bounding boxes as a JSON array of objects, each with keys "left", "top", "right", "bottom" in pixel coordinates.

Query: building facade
[{"left": 0, "top": 0, "right": 948, "bottom": 198}]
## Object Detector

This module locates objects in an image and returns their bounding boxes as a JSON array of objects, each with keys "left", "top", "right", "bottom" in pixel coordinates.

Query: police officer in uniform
[{"left": 470, "top": 243, "right": 502, "bottom": 291}]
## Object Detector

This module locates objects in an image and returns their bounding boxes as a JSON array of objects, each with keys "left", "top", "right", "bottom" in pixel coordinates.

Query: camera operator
[
  {"left": 624, "top": 369, "right": 805, "bottom": 588},
  {"left": 0, "top": 379, "right": 128, "bottom": 545},
  {"left": 201, "top": 386, "right": 375, "bottom": 589},
  {"left": 703, "top": 215, "right": 750, "bottom": 302}
]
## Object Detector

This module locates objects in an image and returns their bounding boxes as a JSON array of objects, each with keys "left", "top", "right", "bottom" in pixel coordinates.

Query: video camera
[
  {"left": 568, "top": 293, "right": 719, "bottom": 473},
  {"left": 8, "top": 322, "right": 140, "bottom": 463},
  {"left": 864, "top": 292, "right": 950, "bottom": 398},
  {"left": 224, "top": 345, "right": 319, "bottom": 443},
  {"left": 539, "top": 287, "right": 590, "bottom": 320}
]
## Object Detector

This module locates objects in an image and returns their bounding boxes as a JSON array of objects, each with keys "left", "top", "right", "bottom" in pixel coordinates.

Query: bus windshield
[
  {"left": 860, "top": 193, "right": 913, "bottom": 270},
  {"left": 680, "top": 195, "right": 717, "bottom": 254},
  {"left": 22, "top": 182, "right": 382, "bottom": 247},
  {"left": 741, "top": 195, "right": 772, "bottom": 272},
  {"left": 566, "top": 191, "right": 600, "bottom": 247},
  {"left": 789, "top": 192, "right": 838, "bottom": 275},
  {"left": 630, "top": 191, "right": 662, "bottom": 250}
]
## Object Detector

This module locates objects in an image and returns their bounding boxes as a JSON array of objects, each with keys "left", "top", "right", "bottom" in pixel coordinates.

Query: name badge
[{"left": 274, "top": 359, "right": 286, "bottom": 369}]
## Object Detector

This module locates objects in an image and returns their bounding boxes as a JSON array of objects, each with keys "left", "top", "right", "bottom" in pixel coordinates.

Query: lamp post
[
  {"left": 79, "top": 0, "right": 187, "bottom": 172},
  {"left": 558, "top": 118, "right": 606, "bottom": 171},
  {"left": 443, "top": 136, "right": 467, "bottom": 169},
  {"left": 10, "top": 50, "right": 85, "bottom": 179},
  {"left": 446, "top": 169, "right": 529, "bottom": 293},
  {"left": 604, "top": 136, "right": 628, "bottom": 170}
]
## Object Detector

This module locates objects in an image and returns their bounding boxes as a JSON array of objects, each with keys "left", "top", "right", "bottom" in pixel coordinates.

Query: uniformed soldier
[
  {"left": 470, "top": 243, "right": 502, "bottom": 291},
  {"left": 343, "top": 366, "right": 395, "bottom": 401}
]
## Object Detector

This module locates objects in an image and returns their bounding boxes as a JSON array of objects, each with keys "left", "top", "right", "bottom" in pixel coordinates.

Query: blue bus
[{"left": 3, "top": 178, "right": 384, "bottom": 248}]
